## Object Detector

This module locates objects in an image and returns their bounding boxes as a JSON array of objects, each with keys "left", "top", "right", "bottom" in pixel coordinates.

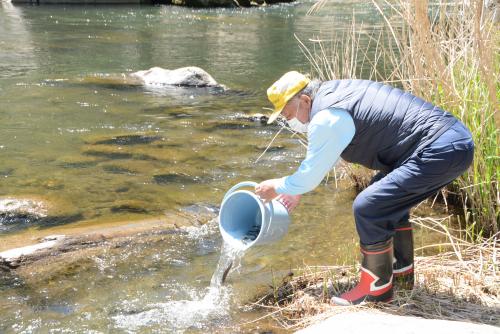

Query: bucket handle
[{"left": 222, "top": 181, "right": 274, "bottom": 223}]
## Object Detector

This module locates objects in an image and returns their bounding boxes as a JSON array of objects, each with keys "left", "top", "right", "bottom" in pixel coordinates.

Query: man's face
[{"left": 280, "top": 95, "right": 311, "bottom": 123}]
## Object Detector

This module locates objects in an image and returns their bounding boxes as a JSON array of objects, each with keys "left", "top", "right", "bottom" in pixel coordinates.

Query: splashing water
[
  {"left": 210, "top": 242, "right": 245, "bottom": 288},
  {"left": 113, "top": 284, "right": 233, "bottom": 333},
  {"left": 112, "top": 220, "right": 247, "bottom": 333}
]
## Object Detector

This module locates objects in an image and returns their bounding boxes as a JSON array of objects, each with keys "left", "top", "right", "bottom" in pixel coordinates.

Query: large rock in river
[{"left": 131, "top": 66, "right": 220, "bottom": 87}]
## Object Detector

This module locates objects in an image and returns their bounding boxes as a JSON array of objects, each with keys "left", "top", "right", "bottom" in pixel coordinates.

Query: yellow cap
[{"left": 266, "top": 71, "right": 310, "bottom": 124}]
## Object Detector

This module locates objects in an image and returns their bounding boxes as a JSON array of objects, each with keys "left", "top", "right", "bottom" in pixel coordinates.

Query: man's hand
[
  {"left": 255, "top": 179, "right": 280, "bottom": 202},
  {"left": 276, "top": 194, "right": 301, "bottom": 212}
]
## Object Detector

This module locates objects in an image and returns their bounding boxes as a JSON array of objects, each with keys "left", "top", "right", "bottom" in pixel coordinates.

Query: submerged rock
[
  {"left": 180, "top": 203, "right": 219, "bottom": 216},
  {"left": 0, "top": 167, "right": 14, "bottom": 178},
  {"left": 81, "top": 143, "right": 178, "bottom": 162},
  {"left": 131, "top": 66, "right": 220, "bottom": 87},
  {"left": 0, "top": 197, "right": 83, "bottom": 234},
  {"left": 110, "top": 200, "right": 158, "bottom": 214},
  {"left": 56, "top": 155, "right": 101, "bottom": 169},
  {"left": 88, "top": 134, "right": 164, "bottom": 146},
  {"left": 153, "top": 172, "right": 202, "bottom": 185},
  {"left": 243, "top": 113, "right": 269, "bottom": 124},
  {"left": 0, "top": 198, "right": 48, "bottom": 230},
  {"left": 102, "top": 164, "right": 137, "bottom": 175}
]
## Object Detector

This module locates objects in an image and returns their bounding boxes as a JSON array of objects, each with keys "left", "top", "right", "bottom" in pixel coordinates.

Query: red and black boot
[
  {"left": 331, "top": 238, "right": 393, "bottom": 305},
  {"left": 393, "top": 222, "right": 414, "bottom": 290}
]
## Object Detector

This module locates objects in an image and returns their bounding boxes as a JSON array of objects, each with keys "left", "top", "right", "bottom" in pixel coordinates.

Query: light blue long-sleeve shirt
[{"left": 275, "top": 108, "right": 356, "bottom": 195}]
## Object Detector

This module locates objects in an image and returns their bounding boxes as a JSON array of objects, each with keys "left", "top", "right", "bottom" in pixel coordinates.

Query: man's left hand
[{"left": 255, "top": 179, "right": 280, "bottom": 202}]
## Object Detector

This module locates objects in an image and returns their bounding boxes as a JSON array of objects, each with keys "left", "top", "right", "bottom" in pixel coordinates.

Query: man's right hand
[{"left": 276, "top": 194, "right": 301, "bottom": 212}]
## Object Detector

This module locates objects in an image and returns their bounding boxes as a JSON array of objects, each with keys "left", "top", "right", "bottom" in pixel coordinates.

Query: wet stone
[
  {"left": 43, "top": 179, "right": 65, "bottom": 190},
  {"left": 153, "top": 173, "right": 201, "bottom": 185},
  {"left": 0, "top": 212, "right": 41, "bottom": 233},
  {"left": 141, "top": 106, "right": 193, "bottom": 119},
  {"left": 237, "top": 113, "right": 269, "bottom": 124},
  {"left": 154, "top": 143, "right": 182, "bottom": 149},
  {"left": 180, "top": 203, "right": 219, "bottom": 216},
  {"left": 81, "top": 144, "right": 165, "bottom": 162},
  {"left": 0, "top": 198, "right": 83, "bottom": 233},
  {"left": 92, "top": 134, "right": 163, "bottom": 146},
  {"left": 254, "top": 144, "right": 286, "bottom": 153},
  {"left": 115, "top": 186, "right": 130, "bottom": 193},
  {"left": 0, "top": 198, "right": 48, "bottom": 226},
  {"left": 204, "top": 121, "right": 255, "bottom": 131},
  {"left": 169, "top": 112, "right": 193, "bottom": 119},
  {"left": 56, "top": 155, "right": 101, "bottom": 169},
  {"left": 110, "top": 201, "right": 151, "bottom": 214},
  {"left": 102, "top": 165, "right": 137, "bottom": 175},
  {"left": 0, "top": 168, "right": 14, "bottom": 178},
  {"left": 110, "top": 205, "right": 148, "bottom": 214},
  {"left": 83, "top": 149, "right": 135, "bottom": 160}
]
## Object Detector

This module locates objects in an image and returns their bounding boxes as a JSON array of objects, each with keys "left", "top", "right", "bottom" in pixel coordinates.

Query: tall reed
[{"left": 302, "top": 0, "right": 499, "bottom": 235}]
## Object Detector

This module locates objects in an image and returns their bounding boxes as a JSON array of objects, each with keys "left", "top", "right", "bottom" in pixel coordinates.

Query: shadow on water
[
  {"left": 90, "top": 134, "right": 164, "bottom": 146},
  {"left": 153, "top": 172, "right": 202, "bottom": 185}
]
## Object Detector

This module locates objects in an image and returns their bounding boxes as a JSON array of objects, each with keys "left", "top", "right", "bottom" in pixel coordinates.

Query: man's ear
[{"left": 300, "top": 94, "right": 312, "bottom": 108}]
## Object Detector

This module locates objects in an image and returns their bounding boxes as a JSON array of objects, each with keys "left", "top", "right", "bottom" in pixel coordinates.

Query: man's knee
[{"left": 353, "top": 191, "right": 372, "bottom": 218}]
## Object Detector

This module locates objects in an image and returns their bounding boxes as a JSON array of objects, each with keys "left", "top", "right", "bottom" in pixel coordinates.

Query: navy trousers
[{"left": 353, "top": 120, "right": 474, "bottom": 245}]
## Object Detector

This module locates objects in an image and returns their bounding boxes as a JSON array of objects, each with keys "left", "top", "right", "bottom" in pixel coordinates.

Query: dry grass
[{"left": 247, "top": 216, "right": 499, "bottom": 331}]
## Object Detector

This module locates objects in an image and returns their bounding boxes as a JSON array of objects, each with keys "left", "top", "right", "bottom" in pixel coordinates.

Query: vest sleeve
[{"left": 275, "top": 108, "right": 355, "bottom": 195}]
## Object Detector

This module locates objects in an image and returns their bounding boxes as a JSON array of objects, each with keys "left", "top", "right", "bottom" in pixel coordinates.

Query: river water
[{"left": 0, "top": 1, "right": 448, "bottom": 333}]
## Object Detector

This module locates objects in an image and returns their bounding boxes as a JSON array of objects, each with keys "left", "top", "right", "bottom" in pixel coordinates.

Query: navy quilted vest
[{"left": 310, "top": 80, "right": 457, "bottom": 172}]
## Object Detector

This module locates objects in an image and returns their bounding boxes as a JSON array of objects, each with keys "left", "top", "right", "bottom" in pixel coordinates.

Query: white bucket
[{"left": 219, "top": 181, "right": 291, "bottom": 251}]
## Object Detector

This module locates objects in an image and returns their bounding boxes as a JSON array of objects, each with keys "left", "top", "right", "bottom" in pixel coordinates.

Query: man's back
[{"left": 311, "top": 79, "right": 457, "bottom": 172}]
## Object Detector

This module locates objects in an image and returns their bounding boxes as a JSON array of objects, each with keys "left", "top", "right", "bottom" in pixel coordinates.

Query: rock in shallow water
[
  {"left": 153, "top": 173, "right": 202, "bottom": 185},
  {"left": 131, "top": 66, "right": 220, "bottom": 87},
  {"left": 0, "top": 197, "right": 83, "bottom": 234},
  {"left": 0, "top": 198, "right": 47, "bottom": 218},
  {"left": 0, "top": 198, "right": 48, "bottom": 231},
  {"left": 90, "top": 134, "right": 164, "bottom": 146}
]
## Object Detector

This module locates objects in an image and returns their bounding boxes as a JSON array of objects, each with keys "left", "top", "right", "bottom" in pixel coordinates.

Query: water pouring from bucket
[{"left": 219, "top": 181, "right": 291, "bottom": 251}]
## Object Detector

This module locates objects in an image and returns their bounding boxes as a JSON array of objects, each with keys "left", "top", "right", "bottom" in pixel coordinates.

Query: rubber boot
[
  {"left": 331, "top": 238, "right": 393, "bottom": 305},
  {"left": 393, "top": 222, "right": 414, "bottom": 290}
]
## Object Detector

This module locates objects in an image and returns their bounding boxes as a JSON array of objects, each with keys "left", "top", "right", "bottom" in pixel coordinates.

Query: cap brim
[{"left": 266, "top": 108, "right": 282, "bottom": 124}]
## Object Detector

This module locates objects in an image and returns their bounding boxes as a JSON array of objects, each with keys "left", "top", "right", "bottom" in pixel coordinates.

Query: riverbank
[{"left": 249, "top": 216, "right": 499, "bottom": 331}]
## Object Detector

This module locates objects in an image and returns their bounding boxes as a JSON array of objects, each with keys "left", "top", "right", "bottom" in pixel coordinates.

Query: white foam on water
[
  {"left": 113, "top": 222, "right": 247, "bottom": 333},
  {"left": 112, "top": 285, "right": 232, "bottom": 333},
  {"left": 182, "top": 217, "right": 219, "bottom": 240}
]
